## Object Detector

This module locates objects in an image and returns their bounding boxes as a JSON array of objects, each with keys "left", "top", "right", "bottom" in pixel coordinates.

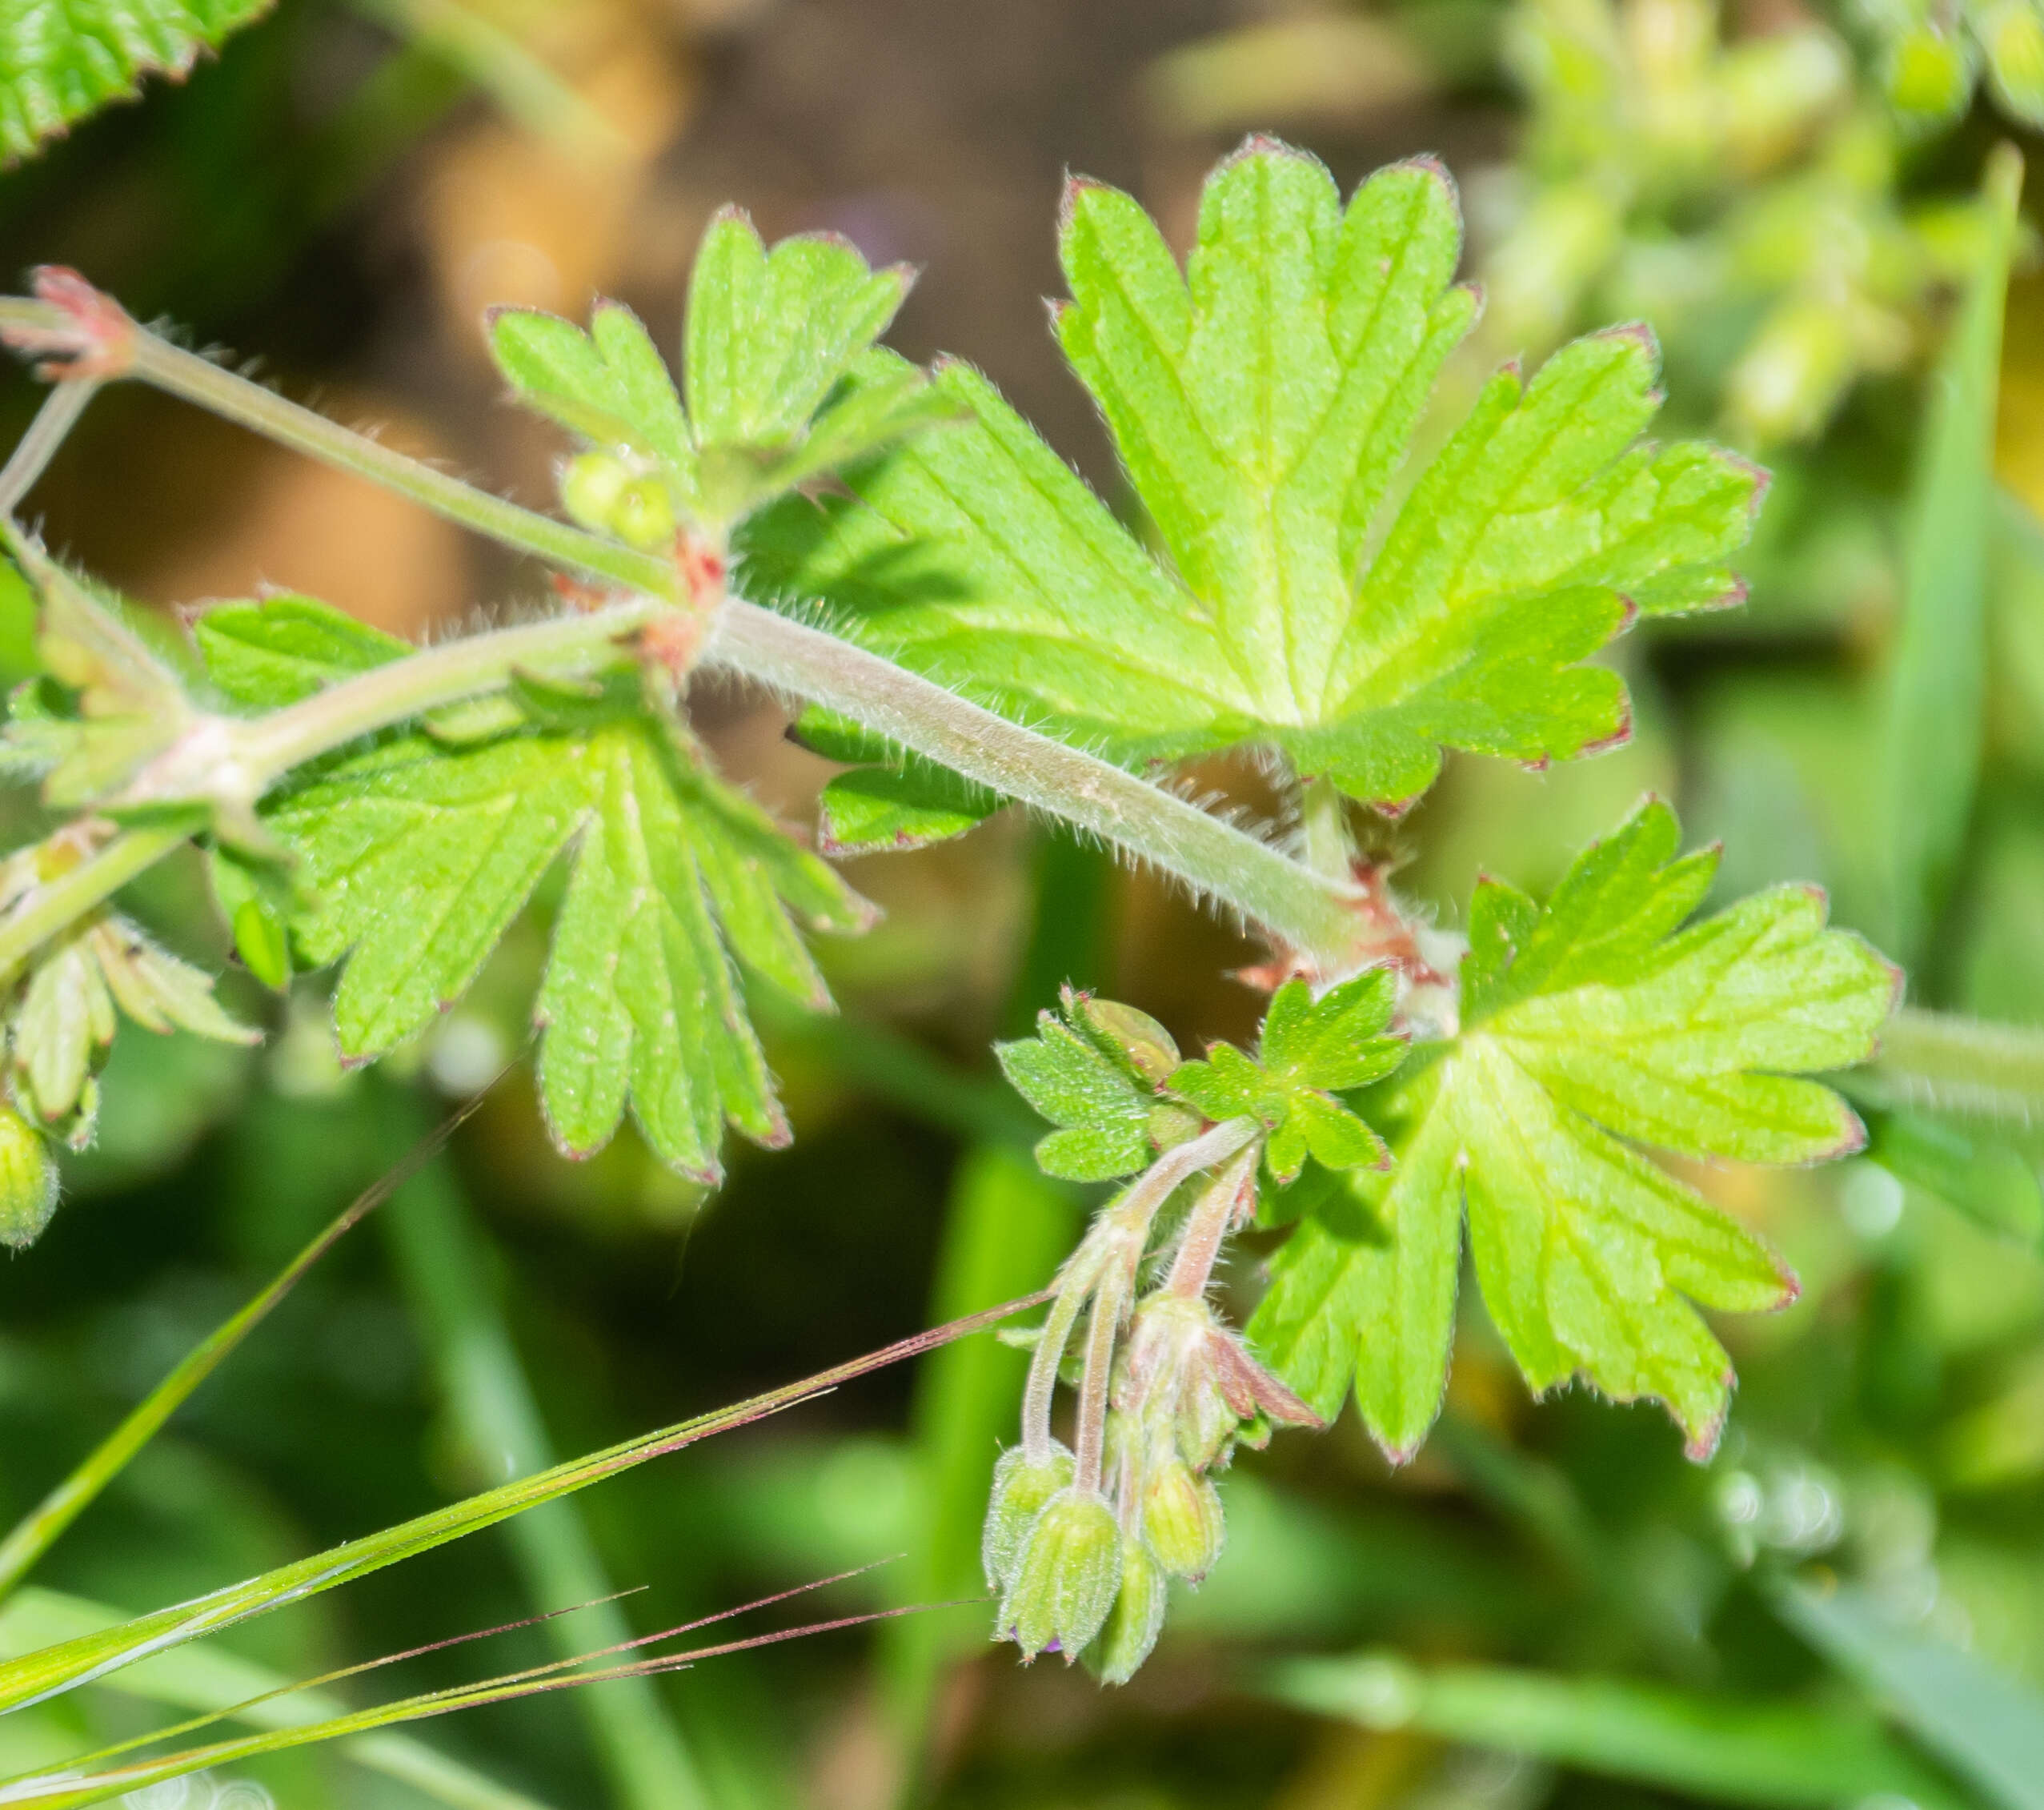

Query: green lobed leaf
[
  {"left": 198, "top": 596, "right": 870, "bottom": 1181},
  {"left": 489, "top": 302, "right": 696, "bottom": 492},
  {"left": 192, "top": 595, "right": 413, "bottom": 711},
  {"left": 1172, "top": 971, "right": 1404, "bottom": 1186},
  {"left": 1250, "top": 798, "right": 1896, "bottom": 1461},
  {"left": 739, "top": 139, "right": 1762, "bottom": 812},
  {"left": 491, "top": 212, "right": 932, "bottom": 532},
  {"left": 996, "top": 1007, "right": 1160, "bottom": 1183},
  {"left": 0, "top": 0, "right": 274, "bottom": 163}
]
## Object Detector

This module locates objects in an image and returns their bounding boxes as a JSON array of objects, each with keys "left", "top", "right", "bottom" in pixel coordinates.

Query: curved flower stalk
[{"left": 984, "top": 983, "right": 1401, "bottom": 1679}]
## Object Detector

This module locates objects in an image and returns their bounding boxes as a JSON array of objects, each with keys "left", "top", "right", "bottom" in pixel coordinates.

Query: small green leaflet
[
  {"left": 1172, "top": 972, "right": 1405, "bottom": 1185},
  {"left": 0, "top": 0, "right": 273, "bottom": 163},
  {"left": 1249, "top": 800, "right": 1897, "bottom": 1461},
  {"left": 996, "top": 992, "right": 1196, "bottom": 1183},
  {"left": 740, "top": 138, "right": 1761, "bottom": 813},
  {"left": 491, "top": 210, "right": 953, "bottom": 532},
  {"left": 998, "top": 979, "right": 1403, "bottom": 1188},
  {"left": 791, "top": 706, "right": 998, "bottom": 854},
  {"left": 199, "top": 596, "right": 870, "bottom": 1181},
  {"left": 0, "top": 536, "right": 196, "bottom": 809}
]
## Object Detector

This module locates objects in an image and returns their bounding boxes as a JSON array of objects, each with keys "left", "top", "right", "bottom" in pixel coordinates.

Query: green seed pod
[
  {"left": 981, "top": 1442, "right": 1075, "bottom": 1589},
  {"left": 612, "top": 477, "right": 677, "bottom": 552},
  {"left": 996, "top": 1486, "right": 1122, "bottom": 1660},
  {"left": 1088, "top": 1537, "right": 1168, "bottom": 1685},
  {"left": 1882, "top": 22, "right": 1973, "bottom": 122},
  {"left": 1141, "top": 1458, "right": 1225, "bottom": 1580},
  {"left": 559, "top": 451, "right": 631, "bottom": 533},
  {"left": 0, "top": 1103, "right": 58, "bottom": 1250}
]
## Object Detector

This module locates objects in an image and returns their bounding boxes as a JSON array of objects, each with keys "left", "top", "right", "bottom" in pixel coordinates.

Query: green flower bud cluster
[
  {"left": 0, "top": 837, "right": 257, "bottom": 1202},
  {"left": 559, "top": 451, "right": 679, "bottom": 553},
  {"left": 985, "top": 1293, "right": 1319, "bottom": 1684},
  {"left": 1870, "top": 0, "right": 2044, "bottom": 131},
  {"left": 1493, "top": 0, "right": 1985, "bottom": 445}
]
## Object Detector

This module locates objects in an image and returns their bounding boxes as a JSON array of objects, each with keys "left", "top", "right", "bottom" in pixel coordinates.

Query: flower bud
[
  {"left": 1142, "top": 1459, "right": 1225, "bottom": 1580},
  {"left": 1980, "top": 0, "right": 2044, "bottom": 126},
  {"left": 613, "top": 478, "right": 677, "bottom": 552},
  {"left": 0, "top": 1104, "right": 57, "bottom": 1250},
  {"left": 559, "top": 452, "right": 631, "bottom": 534},
  {"left": 1088, "top": 1537, "right": 1168, "bottom": 1685},
  {"left": 996, "top": 1487, "right": 1122, "bottom": 1661},
  {"left": 981, "top": 1443, "right": 1074, "bottom": 1589},
  {"left": 1882, "top": 23, "right": 1972, "bottom": 123},
  {"left": 1073, "top": 994, "right": 1180, "bottom": 1084}
]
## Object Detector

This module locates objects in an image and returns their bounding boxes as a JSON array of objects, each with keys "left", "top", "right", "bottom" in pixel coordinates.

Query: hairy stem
[
  {"left": 1021, "top": 1118, "right": 1260, "bottom": 1467},
  {"left": 231, "top": 597, "right": 663, "bottom": 784},
  {"left": 0, "top": 825, "right": 190, "bottom": 983},
  {"left": 0, "top": 295, "right": 1370, "bottom": 970},
  {"left": 711, "top": 603, "right": 1365, "bottom": 965},
  {"left": 0, "top": 383, "right": 96, "bottom": 516},
  {"left": 1073, "top": 1270, "right": 1125, "bottom": 1498},
  {"left": 1164, "top": 1144, "right": 1263, "bottom": 1301},
  {"left": 1020, "top": 1265, "right": 1093, "bottom": 1465},
  {"left": 1862, "top": 1006, "right": 2044, "bottom": 1126},
  {"left": 1298, "top": 775, "right": 1353, "bottom": 886}
]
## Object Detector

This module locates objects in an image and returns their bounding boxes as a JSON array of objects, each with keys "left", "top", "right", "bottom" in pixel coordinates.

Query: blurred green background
[{"left": 2, "top": 1, "right": 2044, "bottom": 1806}]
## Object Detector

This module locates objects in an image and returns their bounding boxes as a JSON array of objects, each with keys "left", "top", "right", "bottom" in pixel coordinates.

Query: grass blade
[
  {"left": 1773, "top": 1579, "right": 2044, "bottom": 1810},
  {"left": 1850, "top": 1007, "right": 2044, "bottom": 1127},
  {"left": 0, "top": 1290, "right": 1048, "bottom": 1716},
  {"left": 0, "top": 1090, "right": 492, "bottom": 1604},
  {"left": 0, "top": 1604, "right": 934, "bottom": 1810},
  {"left": 880, "top": 1146, "right": 1075, "bottom": 1792},
  {"left": 0, "top": 1587, "right": 552, "bottom": 1810},
  {"left": 378, "top": 1094, "right": 714, "bottom": 1810},
  {"left": 1264, "top": 1651, "right": 1976, "bottom": 1809},
  {"left": 1881, "top": 143, "right": 2025, "bottom": 965}
]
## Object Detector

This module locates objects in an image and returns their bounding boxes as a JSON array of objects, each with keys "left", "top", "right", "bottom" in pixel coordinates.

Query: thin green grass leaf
[
  {"left": 1774, "top": 1578, "right": 2044, "bottom": 1810},
  {"left": 0, "top": 1587, "right": 553, "bottom": 1810},
  {"left": 1880, "top": 145, "right": 2024, "bottom": 963},
  {"left": 1265, "top": 1651, "right": 1976, "bottom": 1809},
  {"left": 0, "top": 1291, "right": 1047, "bottom": 1716},
  {"left": 0, "top": 1086, "right": 495, "bottom": 1603}
]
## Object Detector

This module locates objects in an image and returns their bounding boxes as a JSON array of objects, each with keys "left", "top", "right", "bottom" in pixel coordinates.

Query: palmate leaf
[
  {"left": 0, "top": 0, "right": 273, "bottom": 163},
  {"left": 1172, "top": 971, "right": 1405, "bottom": 1184},
  {"left": 491, "top": 209, "right": 952, "bottom": 533},
  {"left": 198, "top": 596, "right": 869, "bottom": 1181},
  {"left": 1249, "top": 801, "right": 1897, "bottom": 1461},
  {"left": 740, "top": 138, "right": 1762, "bottom": 815}
]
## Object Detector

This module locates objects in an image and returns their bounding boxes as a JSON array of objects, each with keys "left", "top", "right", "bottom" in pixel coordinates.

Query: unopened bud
[
  {"left": 1074, "top": 994, "right": 1180, "bottom": 1084},
  {"left": 997, "top": 1487, "right": 1122, "bottom": 1661},
  {"left": 1724, "top": 295, "right": 1855, "bottom": 445},
  {"left": 560, "top": 452, "right": 631, "bottom": 534},
  {"left": 0, "top": 1104, "right": 57, "bottom": 1249},
  {"left": 1882, "top": 23, "right": 1973, "bottom": 123},
  {"left": 1089, "top": 1538, "right": 1168, "bottom": 1685},
  {"left": 982, "top": 1443, "right": 1075, "bottom": 1589},
  {"left": 1142, "top": 1459, "right": 1225, "bottom": 1580},
  {"left": 1717, "top": 30, "right": 1848, "bottom": 171},
  {"left": 1979, "top": 0, "right": 2044, "bottom": 125},
  {"left": 613, "top": 478, "right": 677, "bottom": 552}
]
